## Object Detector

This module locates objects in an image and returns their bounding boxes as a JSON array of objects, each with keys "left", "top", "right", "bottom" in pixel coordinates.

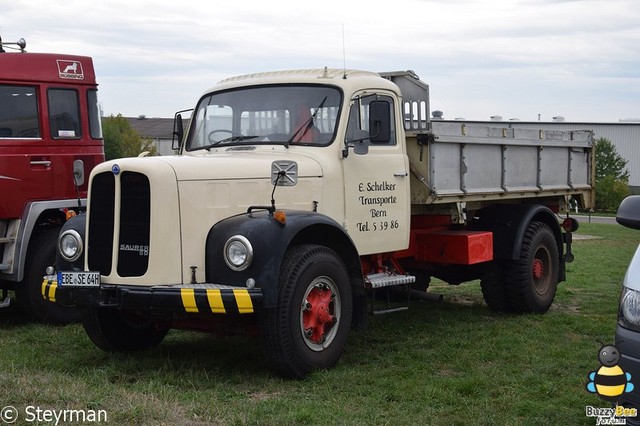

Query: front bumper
[
  {"left": 614, "top": 324, "right": 640, "bottom": 424},
  {"left": 41, "top": 276, "right": 263, "bottom": 315}
]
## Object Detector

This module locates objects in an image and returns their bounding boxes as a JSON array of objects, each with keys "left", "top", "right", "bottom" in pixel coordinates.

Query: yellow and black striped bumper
[
  {"left": 42, "top": 277, "right": 60, "bottom": 303},
  {"left": 42, "top": 279, "right": 262, "bottom": 315}
]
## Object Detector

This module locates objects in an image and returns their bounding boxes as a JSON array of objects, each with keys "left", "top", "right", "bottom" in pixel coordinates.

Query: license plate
[{"left": 57, "top": 271, "right": 101, "bottom": 287}]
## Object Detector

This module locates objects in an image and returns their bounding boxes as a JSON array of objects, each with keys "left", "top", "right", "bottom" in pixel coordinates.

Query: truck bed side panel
[{"left": 406, "top": 122, "right": 594, "bottom": 207}]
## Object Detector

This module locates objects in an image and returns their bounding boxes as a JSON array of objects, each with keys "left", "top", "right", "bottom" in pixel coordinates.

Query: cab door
[
  {"left": 342, "top": 93, "right": 410, "bottom": 255},
  {"left": 0, "top": 84, "right": 52, "bottom": 219}
]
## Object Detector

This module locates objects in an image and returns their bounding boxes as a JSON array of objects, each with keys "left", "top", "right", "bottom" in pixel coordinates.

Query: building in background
[{"left": 125, "top": 116, "right": 176, "bottom": 155}]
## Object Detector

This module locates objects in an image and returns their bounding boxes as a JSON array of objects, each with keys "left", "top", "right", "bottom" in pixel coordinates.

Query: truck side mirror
[
  {"left": 73, "top": 159, "right": 84, "bottom": 187},
  {"left": 369, "top": 100, "right": 391, "bottom": 143},
  {"left": 172, "top": 113, "right": 184, "bottom": 151},
  {"left": 352, "top": 130, "right": 370, "bottom": 155}
]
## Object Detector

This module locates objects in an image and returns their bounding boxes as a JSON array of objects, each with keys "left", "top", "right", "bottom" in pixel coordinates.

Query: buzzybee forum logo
[
  {"left": 587, "top": 344, "right": 634, "bottom": 400},
  {"left": 585, "top": 344, "right": 637, "bottom": 424}
]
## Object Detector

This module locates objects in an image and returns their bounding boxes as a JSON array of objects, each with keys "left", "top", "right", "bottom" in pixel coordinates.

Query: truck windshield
[{"left": 186, "top": 85, "right": 342, "bottom": 151}]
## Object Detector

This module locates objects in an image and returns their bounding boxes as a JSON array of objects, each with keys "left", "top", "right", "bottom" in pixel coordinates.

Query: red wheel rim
[
  {"left": 532, "top": 258, "right": 544, "bottom": 280},
  {"left": 300, "top": 277, "right": 341, "bottom": 351},
  {"left": 532, "top": 247, "right": 552, "bottom": 295}
]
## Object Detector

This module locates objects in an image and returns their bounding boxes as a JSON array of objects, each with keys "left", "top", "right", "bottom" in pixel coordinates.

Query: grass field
[{"left": 0, "top": 222, "right": 637, "bottom": 425}]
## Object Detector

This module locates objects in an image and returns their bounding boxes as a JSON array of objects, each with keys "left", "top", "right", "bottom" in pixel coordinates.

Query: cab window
[
  {"left": 87, "top": 89, "right": 103, "bottom": 139},
  {"left": 346, "top": 94, "right": 396, "bottom": 146},
  {"left": 187, "top": 85, "right": 342, "bottom": 150},
  {"left": 0, "top": 85, "right": 40, "bottom": 138},
  {"left": 48, "top": 88, "right": 81, "bottom": 138}
]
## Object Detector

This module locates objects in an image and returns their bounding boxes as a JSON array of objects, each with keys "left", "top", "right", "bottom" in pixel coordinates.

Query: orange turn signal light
[{"left": 273, "top": 210, "right": 286, "bottom": 224}]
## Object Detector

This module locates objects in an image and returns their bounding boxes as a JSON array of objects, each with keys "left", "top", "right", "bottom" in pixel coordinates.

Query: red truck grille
[{"left": 87, "top": 171, "right": 151, "bottom": 277}]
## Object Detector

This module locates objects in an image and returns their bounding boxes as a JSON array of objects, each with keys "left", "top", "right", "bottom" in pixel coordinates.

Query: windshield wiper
[
  {"left": 204, "top": 135, "right": 260, "bottom": 150},
  {"left": 286, "top": 96, "right": 328, "bottom": 148}
]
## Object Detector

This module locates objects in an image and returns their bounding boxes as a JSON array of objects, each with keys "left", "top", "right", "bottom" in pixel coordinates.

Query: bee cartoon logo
[{"left": 586, "top": 344, "right": 634, "bottom": 400}]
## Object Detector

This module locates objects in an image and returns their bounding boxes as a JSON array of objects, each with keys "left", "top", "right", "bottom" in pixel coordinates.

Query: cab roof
[
  {"left": 209, "top": 68, "right": 400, "bottom": 96},
  {"left": 0, "top": 52, "right": 97, "bottom": 85}
]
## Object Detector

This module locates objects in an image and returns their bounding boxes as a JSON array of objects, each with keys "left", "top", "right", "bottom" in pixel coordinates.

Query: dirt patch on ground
[{"left": 573, "top": 234, "right": 602, "bottom": 241}]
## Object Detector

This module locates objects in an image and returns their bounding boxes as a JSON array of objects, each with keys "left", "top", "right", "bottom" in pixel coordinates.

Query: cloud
[{"left": 3, "top": 0, "right": 639, "bottom": 121}]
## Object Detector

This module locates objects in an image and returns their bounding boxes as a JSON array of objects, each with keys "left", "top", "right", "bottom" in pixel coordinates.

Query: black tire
[
  {"left": 480, "top": 260, "right": 512, "bottom": 313},
  {"left": 504, "top": 221, "right": 559, "bottom": 313},
  {"left": 411, "top": 272, "right": 431, "bottom": 292},
  {"left": 81, "top": 306, "right": 168, "bottom": 352},
  {"left": 260, "top": 244, "right": 353, "bottom": 378},
  {"left": 16, "top": 228, "right": 81, "bottom": 324}
]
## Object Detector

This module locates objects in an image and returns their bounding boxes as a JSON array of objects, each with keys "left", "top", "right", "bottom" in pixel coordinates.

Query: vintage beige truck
[{"left": 44, "top": 68, "right": 594, "bottom": 377}]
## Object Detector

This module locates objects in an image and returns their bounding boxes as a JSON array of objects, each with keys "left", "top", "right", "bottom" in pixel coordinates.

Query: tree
[
  {"left": 102, "top": 114, "right": 158, "bottom": 160},
  {"left": 594, "top": 137, "right": 629, "bottom": 211},
  {"left": 596, "top": 175, "right": 629, "bottom": 212},
  {"left": 102, "top": 115, "right": 125, "bottom": 160},
  {"left": 595, "top": 137, "right": 629, "bottom": 181}
]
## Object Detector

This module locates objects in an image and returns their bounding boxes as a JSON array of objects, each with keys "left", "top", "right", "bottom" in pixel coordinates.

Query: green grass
[{"left": 0, "top": 222, "right": 637, "bottom": 425}]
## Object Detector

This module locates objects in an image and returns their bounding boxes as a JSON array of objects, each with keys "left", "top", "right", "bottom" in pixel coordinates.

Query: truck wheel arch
[
  {"left": 473, "top": 204, "right": 566, "bottom": 313},
  {"left": 472, "top": 204, "right": 563, "bottom": 262},
  {"left": 13, "top": 201, "right": 78, "bottom": 283},
  {"left": 205, "top": 211, "right": 364, "bottom": 321}
]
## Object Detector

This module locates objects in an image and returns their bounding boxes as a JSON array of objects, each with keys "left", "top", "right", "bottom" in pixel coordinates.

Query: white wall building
[{"left": 125, "top": 116, "right": 176, "bottom": 156}]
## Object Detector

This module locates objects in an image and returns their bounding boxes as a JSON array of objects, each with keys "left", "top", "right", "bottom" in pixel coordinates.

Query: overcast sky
[{"left": 3, "top": 0, "right": 639, "bottom": 122}]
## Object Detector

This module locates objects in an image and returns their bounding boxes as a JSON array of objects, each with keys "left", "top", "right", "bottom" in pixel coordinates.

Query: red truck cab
[{"left": 0, "top": 36, "right": 104, "bottom": 322}]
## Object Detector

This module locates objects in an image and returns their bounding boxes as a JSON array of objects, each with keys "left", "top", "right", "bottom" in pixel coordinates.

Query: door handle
[
  {"left": 394, "top": 172, "right": 407, "bottom": 177},
  {"left": 30, "top": 160, "right": 52, "bottom": 167}
]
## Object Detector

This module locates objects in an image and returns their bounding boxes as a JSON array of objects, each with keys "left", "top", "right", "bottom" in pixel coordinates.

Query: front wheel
[
  {"left": 504, "top": 221, "right": 559, "bottom": 313},
  {"left": 16, "top": 228, "right": 81, "bottom": 324},
  {"left": 81, "top": 306, "right": 168, "bottom": 352},
  {"left": 260, "top": 244, "right": 353, "bottom": 378}
]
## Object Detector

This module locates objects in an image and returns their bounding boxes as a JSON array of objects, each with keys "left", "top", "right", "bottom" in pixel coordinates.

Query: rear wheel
[
  {"left": 81, "top": 306, "right": 168, "bottom": 351},
  {"left": 480, "top": 260, "right": 512, "bottom": 313},
  {"left": 16, "top": 228, "right": 81, "bottom": 324},
  {"left": 504, "top": 221, "right": 559, "bottom": 313},
  {"left": 260, "top": 244, "right": 353, "bottom": 378}
]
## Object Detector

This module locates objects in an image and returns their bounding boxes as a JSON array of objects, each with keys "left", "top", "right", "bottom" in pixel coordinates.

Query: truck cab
[
  {"left": 0, "top": 36, "right": 104, "bottom": 322},
  {"left": 179, "top": 69, "right": 411, "bottom": 261}
]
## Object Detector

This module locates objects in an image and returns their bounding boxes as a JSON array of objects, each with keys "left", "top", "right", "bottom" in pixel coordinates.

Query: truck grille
[
  {"left": 88, "top": 172, "right": 115, "bottom": 274},
  {"left": 87, "top": 171, "right": 151, "bottom": 277}
]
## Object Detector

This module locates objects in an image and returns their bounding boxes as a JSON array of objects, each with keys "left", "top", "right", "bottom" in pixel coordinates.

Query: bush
[
  {"left": 102, "top": 114, "right": 158, "bottom": 160},
  {"left": 595, "top": 174, "right": 629, "bottom": 211}
]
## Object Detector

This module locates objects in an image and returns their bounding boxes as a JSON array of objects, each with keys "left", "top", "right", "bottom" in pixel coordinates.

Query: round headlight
[
  {"left": 622, "top": 287, "right": 640, "bottom": 326},
  {"left": 58, "top": 229, "right": 83, "bottom": 262},
  {"left": 224, "top": 235, "right": 253, "bottom": 271}
]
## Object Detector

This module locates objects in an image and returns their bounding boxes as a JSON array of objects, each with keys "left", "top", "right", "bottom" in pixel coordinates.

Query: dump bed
[
  {"left": 407, "top": 123, "right": 594, "bottom": 207},
  {"left": 381, "top": 71, "right": 595, "bottom": 209}
]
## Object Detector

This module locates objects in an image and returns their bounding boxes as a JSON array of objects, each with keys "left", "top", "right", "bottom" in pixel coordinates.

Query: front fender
[{"left": 205, "top": 210, "right": 356, "bottom": 309}]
